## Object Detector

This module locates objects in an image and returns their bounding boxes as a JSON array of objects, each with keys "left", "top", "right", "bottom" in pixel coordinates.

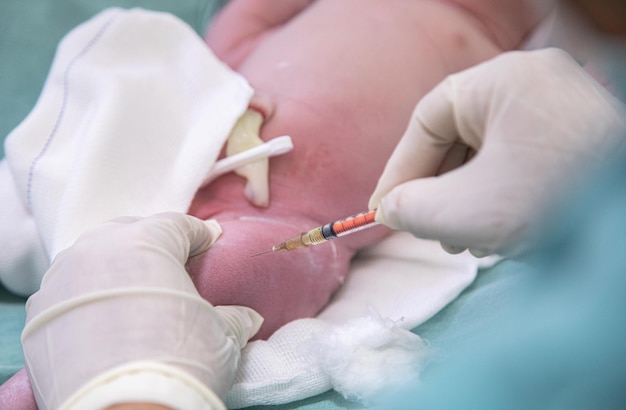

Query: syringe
[{"left": 252, "top": 210, "right": 379, "bottom": 256}]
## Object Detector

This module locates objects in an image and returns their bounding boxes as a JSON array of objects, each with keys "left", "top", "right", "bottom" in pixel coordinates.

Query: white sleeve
[
  {"left": 61, "top": 361, "right": 225, "bottom": 410},
  {"left": 0, "top": 160, "right": 48, "bottom": 296}
]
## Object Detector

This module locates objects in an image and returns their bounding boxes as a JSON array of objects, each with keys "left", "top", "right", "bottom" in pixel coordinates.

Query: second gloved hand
[
  {"left": 369, "top": 48, "right": 626, "bottom": 257},
  {"left": 22, "top": 213, "right": 263, "bottom": 410}
]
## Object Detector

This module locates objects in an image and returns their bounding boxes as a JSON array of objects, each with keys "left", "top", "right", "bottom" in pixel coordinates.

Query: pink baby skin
[{"left": 0, "top": 0, "right": 551, "bottom": 406}]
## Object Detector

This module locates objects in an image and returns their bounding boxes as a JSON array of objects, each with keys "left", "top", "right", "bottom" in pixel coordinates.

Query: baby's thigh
[
  {"left": 0, "top": 368, "right": 37, "bottom": 410},
  {"left": 185, "top": 217, "right": 354, "bottom": 339}
]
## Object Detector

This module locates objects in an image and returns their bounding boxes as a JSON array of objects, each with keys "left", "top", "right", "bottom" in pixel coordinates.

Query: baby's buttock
[{"left": 234, "top": 0, "right": 510, "bottom": 221}]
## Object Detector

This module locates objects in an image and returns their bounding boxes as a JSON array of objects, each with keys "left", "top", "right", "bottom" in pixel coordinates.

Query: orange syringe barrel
[{"left": 327, "top": 210, "right": 378, "bottom": 238}]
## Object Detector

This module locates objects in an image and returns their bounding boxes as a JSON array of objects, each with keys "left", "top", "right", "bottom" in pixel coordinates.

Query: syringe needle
[
  {"left": 250, "top": 249, "right": 274, "bottom": 257},
  {"left": 250, "top": 239, "right": 295, "bottom": 257}
]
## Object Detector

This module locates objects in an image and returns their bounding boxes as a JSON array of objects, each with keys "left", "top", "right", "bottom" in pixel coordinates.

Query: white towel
[
  {"left": 226, "top": 234, "right": 483, "bottom": 408},
  {"left": 0, "top": 8, "right": 484, "bottom": 408}
]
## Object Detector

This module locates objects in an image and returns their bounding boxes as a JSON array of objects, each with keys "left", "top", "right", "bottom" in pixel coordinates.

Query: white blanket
[{"left": 0, "top": 8, "right": 483, "bottom": 408}]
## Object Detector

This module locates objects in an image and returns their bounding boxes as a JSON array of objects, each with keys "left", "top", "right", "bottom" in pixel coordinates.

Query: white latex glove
[
  {"left": 370, "top": 48, "right": 626, "bottom": 257},
  {"left": 21, "top": 213, "right": 263, "bottom": 410}
]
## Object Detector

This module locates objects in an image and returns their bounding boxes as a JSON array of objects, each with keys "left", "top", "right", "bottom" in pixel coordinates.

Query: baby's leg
[
  {"left": 0, "top": 369, "right": 37, "bottom": 410},
  {"left": 185, "top": 214, "right": 356, "bottom": 340}
]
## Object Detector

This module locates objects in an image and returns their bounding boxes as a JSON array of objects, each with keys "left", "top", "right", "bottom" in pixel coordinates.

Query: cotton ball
[{"left": 307, "top": 311, "right": 428, "bottom": 404}]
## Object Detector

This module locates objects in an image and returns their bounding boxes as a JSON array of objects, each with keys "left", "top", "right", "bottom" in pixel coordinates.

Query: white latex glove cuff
[{"left": 61, "top": 361, "right": 225, "bottom": 410}]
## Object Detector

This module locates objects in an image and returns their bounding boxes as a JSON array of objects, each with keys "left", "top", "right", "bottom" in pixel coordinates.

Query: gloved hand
[
  {"left": 21, "top": 213, "right": 263, "bottom": 410},
  {"left": 369, "top": 48, "right": 626, "bottom": 257}
]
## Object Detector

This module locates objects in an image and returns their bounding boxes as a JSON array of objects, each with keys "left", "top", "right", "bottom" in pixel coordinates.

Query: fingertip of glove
[
  {"left": 240, "top": 307, "right": 264, "bottom": 339},
  {"left": 187, "top": 217, "right": 223, "bottom": 257},
  {"left": 202, "top": 219, "right": 223, "bottom": 246},
  {"left": 375, "top": 194, "right": 402, "bottom": 230},
  {"left": 469, "top": 248, "right": 492, "bottom": 258},
  {"left": 368, "top": 193, "right": 380, "bottom": 212},
  {"left": 441, "top": 242, "right": 466, "bottom": 255},
  {"left": 215, "top": 305, "right": 264, "bottom": 346}
]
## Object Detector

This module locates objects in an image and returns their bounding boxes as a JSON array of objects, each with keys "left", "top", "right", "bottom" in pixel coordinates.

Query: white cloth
[
  {"left": 0, "top": 8, "right": 485, "bottom": 408},
  {"left": 1, "top": 7, "right": 252, "bottom": 294},
  {"left": 226, "top": 235, "right": 486, "bottom": 408}
]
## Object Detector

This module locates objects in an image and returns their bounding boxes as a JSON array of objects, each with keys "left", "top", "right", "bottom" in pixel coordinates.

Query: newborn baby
[
  {"left": 186, "top": 0, "right": 551, "bottom": 339},
  {"left": 0, "top": 0, "right": 551, "bottom": 407}
]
